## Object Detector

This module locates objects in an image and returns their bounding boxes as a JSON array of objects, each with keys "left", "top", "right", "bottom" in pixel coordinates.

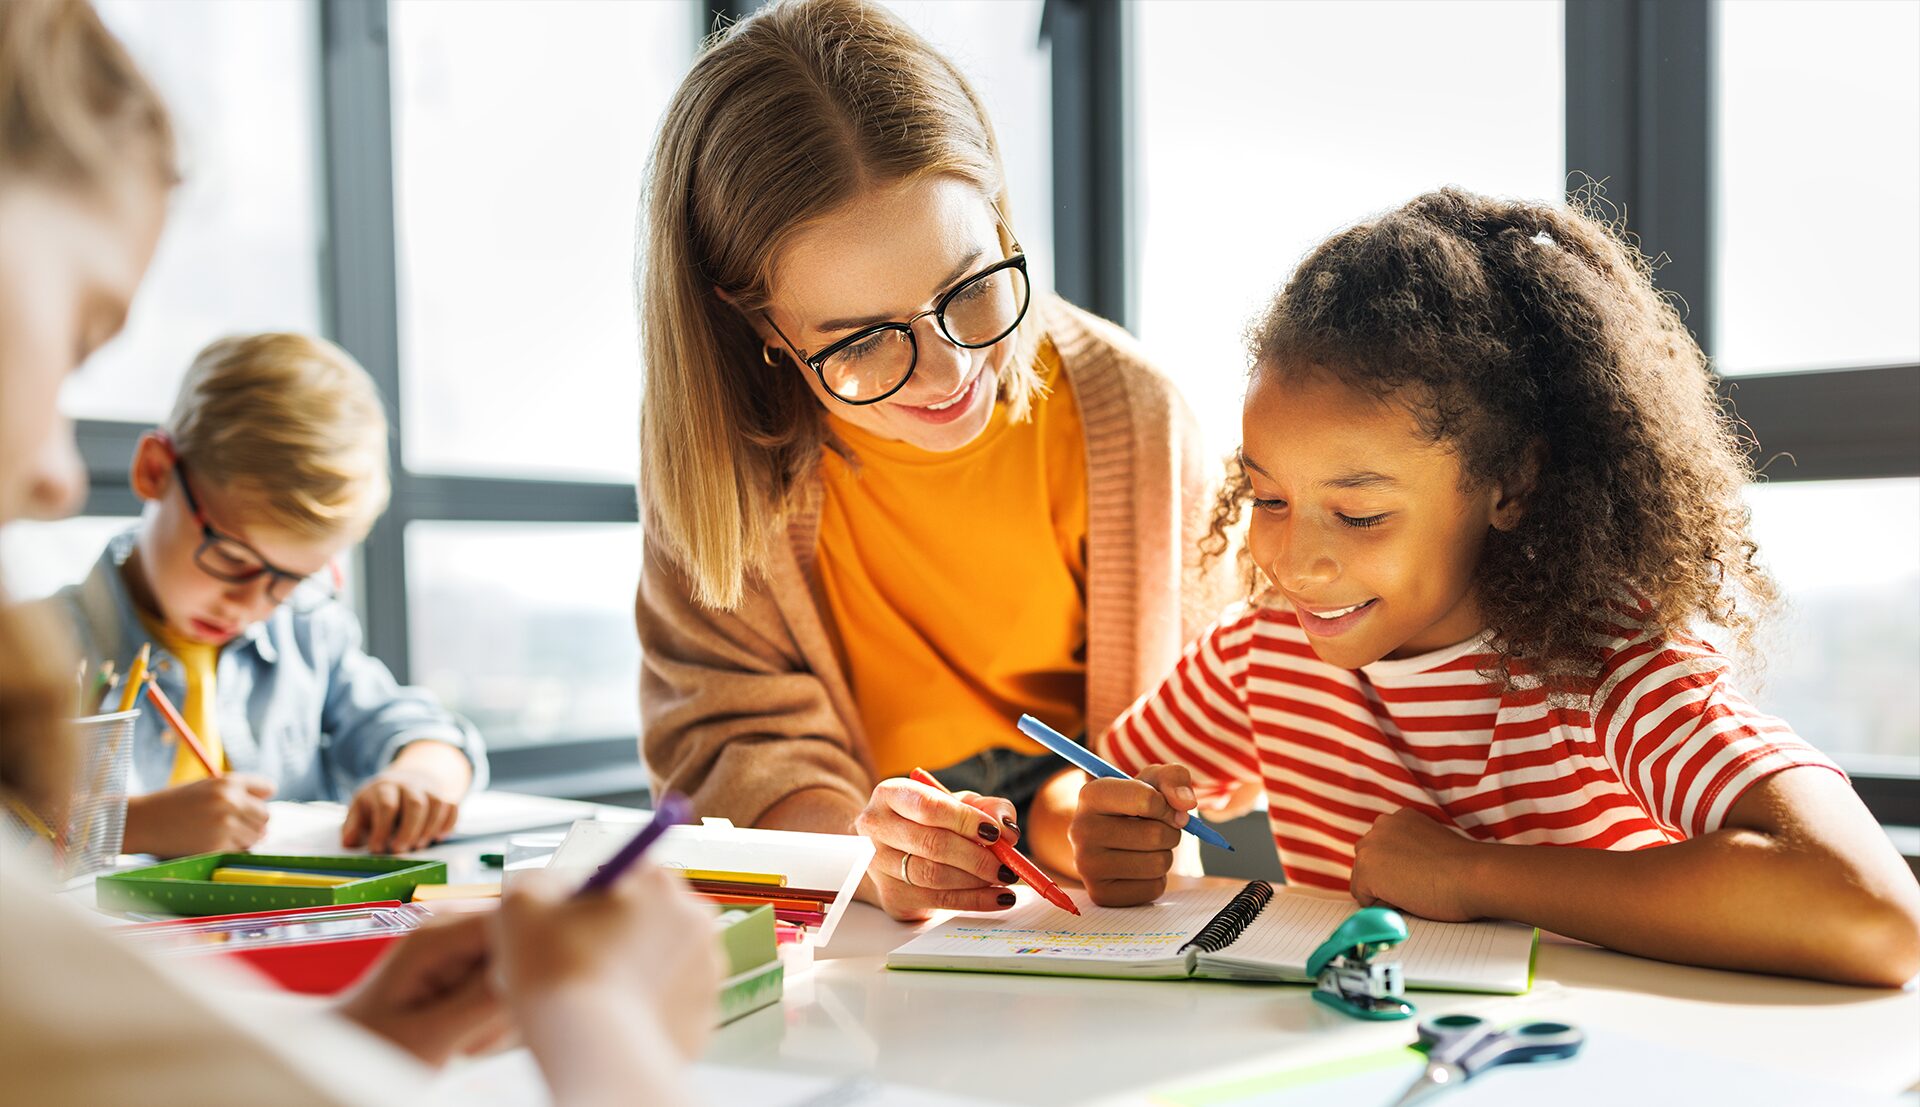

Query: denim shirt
[{"left": 46, "top": 531, "right": 488, "bottom": 801}]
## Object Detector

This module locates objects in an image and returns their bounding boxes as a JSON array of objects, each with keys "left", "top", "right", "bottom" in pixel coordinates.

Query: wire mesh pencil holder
[{"left": 63, "top": 708, "right": 139, "bottom": 878}]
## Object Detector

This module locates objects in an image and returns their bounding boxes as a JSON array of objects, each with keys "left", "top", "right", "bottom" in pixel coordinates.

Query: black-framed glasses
[
  {"left": 764, "top": 230, "right": 1032, "bottom": 406},
  {"left": 173, "top": 460, "right": 340, "bottom": 612}
]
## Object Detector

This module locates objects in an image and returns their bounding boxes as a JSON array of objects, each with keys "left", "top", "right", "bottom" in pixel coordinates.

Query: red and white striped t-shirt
[{"left": 1099, "top": 602, "right": 1841, "bottom": 893}]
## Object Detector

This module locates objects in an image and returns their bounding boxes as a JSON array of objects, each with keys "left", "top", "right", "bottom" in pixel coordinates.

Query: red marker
[{"left": 909, "top": 766, "right": 1080, "bottom": 916}]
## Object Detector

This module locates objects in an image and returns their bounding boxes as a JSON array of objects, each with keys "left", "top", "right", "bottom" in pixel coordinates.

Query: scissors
[{"left": 1391, "top": 1013, "right": 1585, "bottom": 1105}]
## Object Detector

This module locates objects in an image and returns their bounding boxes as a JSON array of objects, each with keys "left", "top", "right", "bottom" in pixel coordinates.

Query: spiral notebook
[{"left": 887, "top": 878, "right": 1537, "bottom": 994}]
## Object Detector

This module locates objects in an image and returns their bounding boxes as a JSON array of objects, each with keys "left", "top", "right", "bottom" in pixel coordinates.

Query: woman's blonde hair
[
  {"left": 0, "top": 0, "right": 175, "bottom": 187},
  {"left": 1, "top": 0, "right": 175, "bottom": 830},
  {"left": 168, "top": 333, "right": 392, "bottom": 540},
  {"left": 638, "top": 0, "right": 1042, "bottom": 609}
]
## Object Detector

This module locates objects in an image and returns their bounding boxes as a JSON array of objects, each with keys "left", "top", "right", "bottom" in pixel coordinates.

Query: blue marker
[{"left": 1015, "top": 714, "right": 1234, "bottom": 851}]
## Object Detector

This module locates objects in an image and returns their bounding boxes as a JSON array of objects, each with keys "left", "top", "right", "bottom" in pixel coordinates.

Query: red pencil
[
  {"left": 909, "top": 766, "right": 1080, "bottom": 916},
  {"left": 144, "top": 679, "right": 221, "bottom": 778}
]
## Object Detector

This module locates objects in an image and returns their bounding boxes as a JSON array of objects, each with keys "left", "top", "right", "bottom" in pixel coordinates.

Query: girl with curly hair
[{"left": 1067, "top": 188, "right": 1920, "bottom": 986}]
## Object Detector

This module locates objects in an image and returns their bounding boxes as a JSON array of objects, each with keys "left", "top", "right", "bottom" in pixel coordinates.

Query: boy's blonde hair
[
  {"left": 166, "top": 333, "right": 391, "bottom": 540},
  {"left": 638, "top": 0, "right": 1042, "bottom": 610}
]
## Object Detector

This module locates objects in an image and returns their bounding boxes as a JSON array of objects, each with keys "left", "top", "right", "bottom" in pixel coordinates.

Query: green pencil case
[{"left": 96, "top": 852, "right": 448, "bottom": 917}]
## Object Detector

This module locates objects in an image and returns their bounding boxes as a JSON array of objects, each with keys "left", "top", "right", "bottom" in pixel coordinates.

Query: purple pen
[{"left": 575, "top": 791, "right": 694, "bottom": 897}]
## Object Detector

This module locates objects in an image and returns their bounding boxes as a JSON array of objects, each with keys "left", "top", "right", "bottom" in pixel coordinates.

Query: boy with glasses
[{"left": 49, "top": 333, "right": 485, "bottom": 857}]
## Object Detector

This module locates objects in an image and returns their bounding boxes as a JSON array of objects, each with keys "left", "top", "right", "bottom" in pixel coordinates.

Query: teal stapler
[{"left": 1306, "top": 906, "right": 1415, "bottom": 1020}]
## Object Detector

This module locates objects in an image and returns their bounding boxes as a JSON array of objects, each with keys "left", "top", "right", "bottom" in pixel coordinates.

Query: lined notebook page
[
  {"left": 1217, "top": 888, "right": 1536, "bottom": 993},
  {"left": 888, "top": 885, "right": 1240, "bottom": 968}
]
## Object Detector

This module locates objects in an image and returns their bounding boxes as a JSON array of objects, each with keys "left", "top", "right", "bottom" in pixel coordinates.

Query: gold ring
[{"left": 898, "top": 852, "right": 914, "bottom": 887}]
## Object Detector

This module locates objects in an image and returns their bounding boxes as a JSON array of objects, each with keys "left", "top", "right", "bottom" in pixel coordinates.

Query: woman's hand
[
  {"left": 854, "top": 776, "right": 1019, "bottom": 921},
  {"left": 335, "top": 913, "right": 509, "bottom": 1067},
  {"left": 1068, "top": 763, "right": 1193, "bottom": 907}
]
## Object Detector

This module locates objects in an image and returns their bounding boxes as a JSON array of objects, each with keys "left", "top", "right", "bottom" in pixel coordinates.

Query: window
[
  {"left": 65, "top": 0, "right": 324, "bottom": 425},
  {"left": 406, "top": 523, "right": 641, "bottom": 750},
  {"left": 1134, "top": 0, "right": 1566, "bottom": 456},
  {"left": 879, "top": 1, "right": 1056, "bottom": 298},
  {"left": 390, "top": 0, "right": 698, "bottom": 482},
  {"left": 1742, "top": 479, "right": 1919, "bottom": 776},
  {"left": 1714, "top": 0, "right": 1920, "bottom": 374},
  {"left": 0, "top": 518, "right": 138, "bottom": 603}
]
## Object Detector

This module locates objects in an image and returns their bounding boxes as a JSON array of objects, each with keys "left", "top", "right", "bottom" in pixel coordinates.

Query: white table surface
[
  {"left": 712, "top": 886, "right": 1920, "bottom": 1105},
  {"left": 74, "top": 798, "right": 1920, "bottom": 1105},
  {"left": 425, "top": 817, "right": 1919, "bottom": 1105}
]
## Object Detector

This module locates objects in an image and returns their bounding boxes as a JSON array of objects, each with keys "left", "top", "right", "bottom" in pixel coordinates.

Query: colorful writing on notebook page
[{"left": 911, "top": 892, "right": 1235, "bottom": 961}]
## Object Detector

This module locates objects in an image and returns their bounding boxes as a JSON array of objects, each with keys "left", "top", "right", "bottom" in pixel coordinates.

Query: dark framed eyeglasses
[
  {"left": 173, "top": 460, "right": 340, "bottom": 612},
  {"left": 763, "top": 223, "right": 1033, "bottom": 407}
]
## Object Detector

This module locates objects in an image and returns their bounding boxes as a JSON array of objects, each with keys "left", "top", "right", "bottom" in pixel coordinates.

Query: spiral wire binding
[{"left": 1180, "top": 879, "right": 1275, "bottom": 954}]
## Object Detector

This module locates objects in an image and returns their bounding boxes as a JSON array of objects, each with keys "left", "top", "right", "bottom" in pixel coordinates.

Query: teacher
[{"left": 635, "top": 0, "right": 1230, "bottom": 920}]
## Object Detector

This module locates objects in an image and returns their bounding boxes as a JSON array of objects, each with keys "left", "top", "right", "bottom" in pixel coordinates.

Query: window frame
[
  {"left": 1041, "top": 0, "right": 1916, "bottom": 822},
  {"left": 71, "top": 0, "right": 709, "bottom": 798},
  {"left": 71, "top": 0, "right": 1917, "bottom": 820}
]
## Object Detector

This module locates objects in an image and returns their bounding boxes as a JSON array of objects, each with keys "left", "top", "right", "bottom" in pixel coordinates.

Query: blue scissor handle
[
  {"left": 1419, "top": 1015, "right": 1586, "bottom": 1076},
  {"left": 1462, "top": 1022, "right": 1585, "bottom": 1078},
  {"left": 1418, "top": 1014, "right": 1496, "bottom": 1064}
]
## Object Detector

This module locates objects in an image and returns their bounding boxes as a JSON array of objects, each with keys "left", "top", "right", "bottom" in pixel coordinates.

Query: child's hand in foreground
[
  {"left": 494, "top": 866, "right": 721, "bottom": 1067},
  {"left": 336, "top": 912, "right": 508, "bottom": 1066},
  {"left": 1349, "top": 807, "right": 1484, "bottom": 922},
  {"left": 121, "top": 774, "right": 275, "bottom": 857},
  {"left": 1068, "top": 763, "right": 1194, "bottom": 907}
]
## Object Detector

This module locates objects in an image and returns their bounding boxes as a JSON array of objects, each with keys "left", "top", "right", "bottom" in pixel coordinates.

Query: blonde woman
[
  {"left": 637, "top": 0, "right": 1241, "bottom": 921},
  {"left": 0, "top": 3, "right": 714, "bottom": 1103}
]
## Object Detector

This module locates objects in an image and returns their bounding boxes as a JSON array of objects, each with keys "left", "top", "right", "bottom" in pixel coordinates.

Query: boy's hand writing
[
  {"left": 121, "top": 773, "right": 275, "bottom": 857},
  {"left": 344, "top": 767, "right": 461, "bottom": 853},
  {"left": 1348, "top": 807, "right": 1483, "bottom": 922},
  {"left": 855, "top": 776, "right": 1021, "bottom": 921},
  {"left": 1068, "top": 763, "right": 1192, "bottom": 907}
]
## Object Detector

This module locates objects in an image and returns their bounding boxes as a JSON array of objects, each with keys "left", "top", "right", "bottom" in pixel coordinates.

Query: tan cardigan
[{"left": 637, "top": 297, "right": 1232, "bottom": 825}]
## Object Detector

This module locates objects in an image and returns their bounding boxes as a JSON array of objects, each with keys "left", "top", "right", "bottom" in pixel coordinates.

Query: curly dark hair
[{"left": 1205, "top": 186, "right": 1775, "bottom": 691}]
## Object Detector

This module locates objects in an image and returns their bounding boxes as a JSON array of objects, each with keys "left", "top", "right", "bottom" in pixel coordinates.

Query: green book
[
  {"left": 715, "top": 958, "right": 784, "bottom": 1026},
  {"left": 713, "top": 904, "right": 777, "bottom": 976}
]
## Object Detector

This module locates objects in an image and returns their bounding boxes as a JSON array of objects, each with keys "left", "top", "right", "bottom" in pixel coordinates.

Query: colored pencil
[
  {"left": 576, "top": 792, "right": 692, "bottom": 897},
  {"left": 1015, "top": 714, "right": 1234, "bottom": 851},
  {"left": 115, "top": 643, "right": 151, "bottom": 714},
  {"left": 89, "top": 660, "right": 115, "bottom": 715},
  {"left": 143, "top": 679, "right": 221, "bottom": 778},
  {"left": 692, "top": 892, "right": 831, "bottom": 914},
  {"left": 669, "top": 867, "right": 787, "bottom": 887},
  {"left": 210, "top": 867, "right": 354, "bottom": 888},
  {"left": 684, "top": 878, "right": 838, "bottom": 902}
]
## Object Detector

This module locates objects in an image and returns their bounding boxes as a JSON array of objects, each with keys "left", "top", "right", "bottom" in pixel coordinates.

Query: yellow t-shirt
[
  {"left": 816, "top": 341, "right": 1089, "bottom": 780},
  {"left": 134, "top": 611, "right": 228, "bottom": 785}
]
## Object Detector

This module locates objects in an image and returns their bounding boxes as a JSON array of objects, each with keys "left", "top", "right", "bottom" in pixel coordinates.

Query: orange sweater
[
  {"left": 638, "top": 297, "right": 1232, "bottom": 825},
  {"left": 815, "top": 340, "right": 1087, "bottom": 778}
]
